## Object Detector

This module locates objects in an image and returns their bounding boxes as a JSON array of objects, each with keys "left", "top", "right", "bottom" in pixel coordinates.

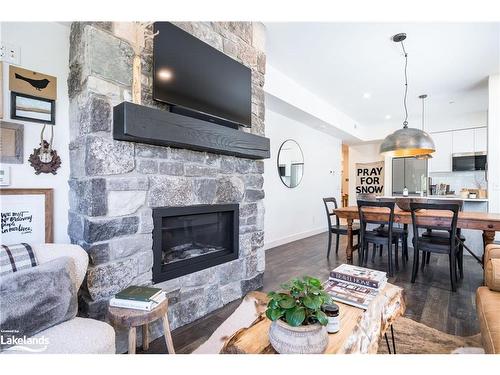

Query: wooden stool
[{"left": 108, "top": 298, "right": 175, "bottom": 354}]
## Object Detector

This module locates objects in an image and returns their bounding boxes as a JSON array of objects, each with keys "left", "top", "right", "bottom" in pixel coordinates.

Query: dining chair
[
  {"left": 322, "top": 197, "right": 360, "bottom": 258},
  {"left": 357, "top": 199, "right": 399, "bottom": 277},
  {"left": 420, "top": 199, "right": 465, "bottom": 278},
  {"left": 375, "top": 197, "right": 409, "bottom": 266},
  {"left": 410, "top": 202, "right": 461, "bottom": 292}
]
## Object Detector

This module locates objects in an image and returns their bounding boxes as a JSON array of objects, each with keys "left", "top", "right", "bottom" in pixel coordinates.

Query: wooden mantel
[{"left": 113, "top": 102, "right": 270, "bottom": 159}]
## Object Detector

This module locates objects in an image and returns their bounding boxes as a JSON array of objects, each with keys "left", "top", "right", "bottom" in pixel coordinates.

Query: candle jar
[{"left": 322, "top": 304, "right": 340, "bottom": 333}]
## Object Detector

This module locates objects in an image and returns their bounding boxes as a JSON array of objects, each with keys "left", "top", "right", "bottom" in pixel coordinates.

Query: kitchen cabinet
[
  {"left": 429, "top": 132, "right": 452, "bottom": 172},
  {"left": 452, "top": 129, "right": 475, "bottom": 154},
  {"left": 428, "top": 127, "right": 487, "bottom": 173},
  {"left": 474, "top": 127, "right": 487, "bottom": 152}
]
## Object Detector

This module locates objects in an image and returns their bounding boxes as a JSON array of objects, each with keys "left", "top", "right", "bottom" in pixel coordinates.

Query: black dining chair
[
  {"left": 410, "top": 202, "right": 461, "bottom": 292},
  {"left": 322, "top": 197, "right": 360, "bottom": 258},
  {"left": 357, "top": 200, "right": 399, "bottom": 277},
  {"left": 375, "top": 198, "right": 409, "bottom": 266},
  {"left": 420, "top": 199, "right": 465, "bottom": 278}
]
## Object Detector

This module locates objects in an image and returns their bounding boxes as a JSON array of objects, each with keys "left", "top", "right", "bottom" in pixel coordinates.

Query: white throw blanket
[{"left": 193, "top": 294, "right": 266, "bottom": 354}]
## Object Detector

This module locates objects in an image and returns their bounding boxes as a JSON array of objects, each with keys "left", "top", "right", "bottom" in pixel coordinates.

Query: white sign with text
[{"left": 1, "top": 194, "right": 45, "bottom": 245}]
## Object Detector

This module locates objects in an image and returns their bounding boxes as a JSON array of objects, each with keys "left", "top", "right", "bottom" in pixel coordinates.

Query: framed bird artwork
[{"left": 8, "top": 65, "right": 57, "bottom": 100}]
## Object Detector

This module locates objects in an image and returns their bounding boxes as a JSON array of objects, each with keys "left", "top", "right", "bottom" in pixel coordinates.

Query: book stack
[
  {"left": 109, "top": 285, "right": 166, "bottom": 311},
  {"left": 324, "top": 264, "right": 387, "bottom": 310}
]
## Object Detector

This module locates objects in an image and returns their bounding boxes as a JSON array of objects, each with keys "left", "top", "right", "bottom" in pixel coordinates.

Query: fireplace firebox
[{"left": 152, "top": 204, "right": 239, "bottom": 282}]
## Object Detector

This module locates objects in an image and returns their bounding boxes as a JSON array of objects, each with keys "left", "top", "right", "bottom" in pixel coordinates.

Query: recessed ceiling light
[
  {"left": 363, "top": 93, "right": 371, "bottom": 99},
  {"left": 385, "top": 114, "right": 392, "bottom": 120}
]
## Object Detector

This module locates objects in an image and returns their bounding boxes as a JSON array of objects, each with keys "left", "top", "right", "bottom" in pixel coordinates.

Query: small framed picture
[
  {"left": 0, "top": 121, "right": 24, "bottom": 164},
  {"left": 0, "top": 63, "right": 4, "bottom": 119},
  {"left": 0, "top": 166, "right": 11, "bottom": 186},
  {"left": 11, "top": 92, "right": 56, "bottom": 125}
]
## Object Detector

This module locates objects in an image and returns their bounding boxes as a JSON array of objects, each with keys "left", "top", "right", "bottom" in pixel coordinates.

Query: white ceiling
[{"left": 265, "top": 23, "right": 500, "bottom": 133}]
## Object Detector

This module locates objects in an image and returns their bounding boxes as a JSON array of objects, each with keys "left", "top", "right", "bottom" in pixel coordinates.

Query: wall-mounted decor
[
  {"left": 11, "top": 92, "right": 55, "bottom": 124},
  {"left": 0, "top": 121, "right": 24, "bottom": 164},
  {"left": 9, "top": 65, "right": 57, "bottom": 100},
  {"left": 0, "top": 63, "right": 3, "bottom": 119},
  {"left": 355, "top": 161, "right": 385, "bottom": 196},
  {"left": 0, "top": 188, "right": 53, "bottom": 245},
  {"left": 0, "top": 166, "right": 11, "bottom": 186},
  {"left": 28, "top": 124, "right": 61, "bottom": 175},
  {"left": 277, "top": 139, "right": 304, "bottom": 188}
]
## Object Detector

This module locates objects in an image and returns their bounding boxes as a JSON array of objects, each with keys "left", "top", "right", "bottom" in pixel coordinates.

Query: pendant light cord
[
  {"left": 400, "top": 41, "right": 409, "bottom": 128},
  {"left": 421, "top": 96, "right": 425, "bottom": 130}
]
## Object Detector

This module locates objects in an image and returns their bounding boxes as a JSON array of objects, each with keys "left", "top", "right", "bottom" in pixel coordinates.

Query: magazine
[
  {"left": 324, "top": 279, "right": 379, "bottom": 310},
  {"left": 329, "top": 264, "right": 387, "bottom": 289}
]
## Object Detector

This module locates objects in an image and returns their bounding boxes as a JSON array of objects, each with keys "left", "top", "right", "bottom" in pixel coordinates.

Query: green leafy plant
[{"left": 265, "top": 276, "right": 332, "bottom": 327}]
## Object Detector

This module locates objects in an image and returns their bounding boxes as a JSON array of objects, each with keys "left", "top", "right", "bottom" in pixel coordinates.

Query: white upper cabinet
[
  {"left": 429, "top": 132, "right": 452, "bottom": 172},
  {"left": 452, "top": 129, "right": 475, "bottom": 154},
  {"left": 427, "top": 127, "right": 487, "bottom": 174},
  {"left": 474, "top": 127, "right": 487, "bottom": 153}
]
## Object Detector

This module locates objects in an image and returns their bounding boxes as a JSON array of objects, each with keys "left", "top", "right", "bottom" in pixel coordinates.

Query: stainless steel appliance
[{"left": 452, "top": 152, "right": 487, "bottom": 171}]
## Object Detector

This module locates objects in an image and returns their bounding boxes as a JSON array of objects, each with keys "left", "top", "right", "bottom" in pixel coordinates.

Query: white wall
[
  {"left": 1, "top": 22, "right": 70, "bottom": 243},
  {"left": 348, "top": 142, "right": 392, "bottom": 205},
  {"left": 265, "top": 64, "right": 366, "bottom": 142},
  {"left": 264, "top": 109, "right": 342, "bottom": 249},
  {"left": 488, "top": 75, "right": 500, "bottom": 235}
]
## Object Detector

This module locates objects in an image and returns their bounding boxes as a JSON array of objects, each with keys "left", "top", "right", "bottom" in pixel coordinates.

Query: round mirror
[{"left": 277, "top": 140, "right": 304, "bottom": 188}]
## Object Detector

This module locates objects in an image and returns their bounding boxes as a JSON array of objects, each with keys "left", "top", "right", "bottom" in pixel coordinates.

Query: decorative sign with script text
[
  {"left": 1, "top": 194, "right": 46, "bottom": 245},
  {"left": 355, "top": 161, "right": 385, "bottom": 196}
]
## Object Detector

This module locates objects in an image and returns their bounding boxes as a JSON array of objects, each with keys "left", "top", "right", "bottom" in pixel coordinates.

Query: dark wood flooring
[{"left": 143, "top": 232, "right": 483, "bottom": 354}]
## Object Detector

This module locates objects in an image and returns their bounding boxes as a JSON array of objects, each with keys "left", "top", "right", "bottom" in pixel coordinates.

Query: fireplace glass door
[{"left": 152, "top": 204, "right": 239, "bottom": 282}]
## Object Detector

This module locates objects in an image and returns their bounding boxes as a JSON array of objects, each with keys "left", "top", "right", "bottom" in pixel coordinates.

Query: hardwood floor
[{"left": 143, "top": 231, "right": 483, "bottom": 354}]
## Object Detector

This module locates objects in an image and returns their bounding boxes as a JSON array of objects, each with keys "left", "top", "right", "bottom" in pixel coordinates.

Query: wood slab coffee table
[{"left": 221, "top": 283, "right": 405, "bottom": 354}]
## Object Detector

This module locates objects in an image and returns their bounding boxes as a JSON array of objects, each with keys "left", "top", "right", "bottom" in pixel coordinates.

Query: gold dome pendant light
[
  {"left": 415, "top": 94, "right": 433, "bottom": 160},
  {"left": 380, "top": 33, "right": 435, "bottom": 157}
]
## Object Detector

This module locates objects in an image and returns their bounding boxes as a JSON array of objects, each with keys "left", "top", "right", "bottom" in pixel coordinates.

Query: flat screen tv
[{"left": 153, "top": 22, "right": 252, "bottom": 129}]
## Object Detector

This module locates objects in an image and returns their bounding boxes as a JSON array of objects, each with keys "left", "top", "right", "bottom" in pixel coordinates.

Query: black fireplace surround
[{"left": 152, "top": 204, "right": 239, "bottom": 282}]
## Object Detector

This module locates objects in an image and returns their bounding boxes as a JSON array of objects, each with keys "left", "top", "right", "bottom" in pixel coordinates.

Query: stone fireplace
[
  {"left": 67, "top": 21, "right": 266, "bottom": 352},
  {"left": 152, "top": 204, "right": 239, "bottom": 282}
]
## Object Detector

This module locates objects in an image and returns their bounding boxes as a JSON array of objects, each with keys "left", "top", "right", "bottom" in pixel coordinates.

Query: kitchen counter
[
  {"left": 386, "top": 195, "right": 488, "bottom": 202},
  {"left": 426, "top": 195, "right": 488, "bottom": 202}
]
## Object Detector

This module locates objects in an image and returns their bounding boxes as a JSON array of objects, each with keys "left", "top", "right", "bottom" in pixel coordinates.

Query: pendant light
[
  {"left": 380, "top": 33, "right": 435, "bottom": 157},
  {"left": 415, "top": 94, "right": 433, "bottom": 160}
]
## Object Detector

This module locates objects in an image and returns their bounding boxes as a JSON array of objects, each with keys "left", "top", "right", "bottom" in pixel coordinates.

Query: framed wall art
[
  {"left": 0, "top": 188, "right": 53, "bottom": 245},
  {"left": 11, "top": 92, "right": 56, "bottom": 125},
  {"left": 9, "top": 65, "right": 57, "bottom": 101},
  {"left": 0, "top": 166, "right": 11, "bottom": 186},
  {"left": 0, "top": 63, "right": 3, "bottom": 119},
  {"left": 0, "top": 121, "right": 24, "bottom": 164}
]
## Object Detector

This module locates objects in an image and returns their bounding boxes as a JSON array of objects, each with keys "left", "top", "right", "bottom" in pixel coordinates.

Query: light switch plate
[{"left": 0, "top": 43, "right": 21, "bottom": 65}]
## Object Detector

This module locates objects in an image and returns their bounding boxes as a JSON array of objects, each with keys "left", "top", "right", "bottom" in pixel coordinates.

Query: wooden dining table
[{"left": 334, "top": 206, "right": 500, "bottom": 264}]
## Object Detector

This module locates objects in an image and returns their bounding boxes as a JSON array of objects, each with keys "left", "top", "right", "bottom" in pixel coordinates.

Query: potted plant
[{"left": 266, "top": 276, "right": 332, "bottom": 354}]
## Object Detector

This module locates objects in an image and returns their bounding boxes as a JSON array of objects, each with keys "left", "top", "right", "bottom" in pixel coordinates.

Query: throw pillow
[
  {"left": 0, "top": 256, "right": 78, "bottom": 351},
  {"left": 0, "top": 243, "right": 38, "bottom": 276}
]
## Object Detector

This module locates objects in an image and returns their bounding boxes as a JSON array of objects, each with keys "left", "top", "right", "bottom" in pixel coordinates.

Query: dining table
[{"left": 334, "top": 205, "right": 500, "bottom": 264}]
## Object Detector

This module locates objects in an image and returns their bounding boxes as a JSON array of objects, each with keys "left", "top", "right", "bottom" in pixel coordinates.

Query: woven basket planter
[{"left": 269, "top": 319, "right": 328, "bottom": 354}]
